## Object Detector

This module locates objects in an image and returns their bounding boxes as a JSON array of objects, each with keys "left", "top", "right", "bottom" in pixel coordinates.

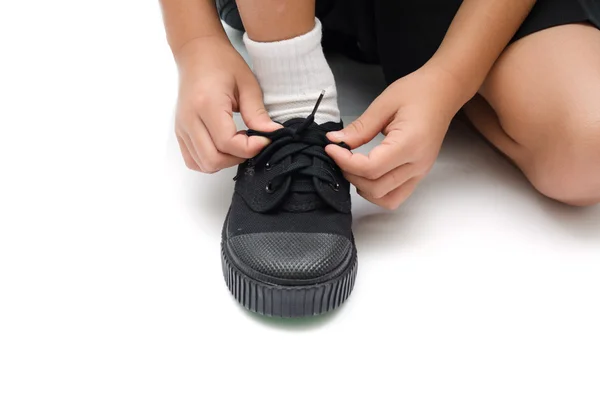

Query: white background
[{"left": 1, "top": 1, "right": 599, "bottom": 396}]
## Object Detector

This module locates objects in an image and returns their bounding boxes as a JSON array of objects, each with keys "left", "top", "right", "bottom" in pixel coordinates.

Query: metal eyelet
[
  {"left": 265, "top": 182, "right": 274, "bottom": 194},
  {"left": 265, "top": 162, "right": 272, "bottom": 171},
  {"left": 330, "top": 183, "right": 340, "bottom": 192}
]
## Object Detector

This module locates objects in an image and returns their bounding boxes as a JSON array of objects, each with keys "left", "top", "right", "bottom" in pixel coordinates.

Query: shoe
[{"left": 221, "top": 94, "right": 358, "bottom": 318}]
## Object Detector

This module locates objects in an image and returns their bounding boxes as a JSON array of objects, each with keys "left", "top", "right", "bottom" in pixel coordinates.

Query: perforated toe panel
[{"left": 228, "top": 233, "right": 351, "bottom": 280}]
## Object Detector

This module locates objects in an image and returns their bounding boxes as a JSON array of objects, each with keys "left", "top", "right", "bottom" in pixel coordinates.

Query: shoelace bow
[{"left": 241, "top": 92, "right": 349, "bottom": 195}]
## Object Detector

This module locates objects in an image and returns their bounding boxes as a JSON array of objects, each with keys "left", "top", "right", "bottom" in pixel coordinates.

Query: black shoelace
[{"left": 240, "top": 92, "right": 349, "bottom": 195}]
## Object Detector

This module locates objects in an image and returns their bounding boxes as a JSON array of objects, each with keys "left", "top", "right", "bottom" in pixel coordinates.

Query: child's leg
[{"left": 236, "top": 0, "right": 340, "bottom": 124}]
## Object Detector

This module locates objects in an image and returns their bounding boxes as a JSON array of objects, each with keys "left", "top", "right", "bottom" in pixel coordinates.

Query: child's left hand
[{"left": 326, "top": 63, "right": 468, "bottom": 210}]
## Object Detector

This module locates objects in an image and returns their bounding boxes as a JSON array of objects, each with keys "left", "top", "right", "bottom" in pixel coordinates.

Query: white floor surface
[{"left": 1, "top": 2, "right": 599, "bottom": 396}]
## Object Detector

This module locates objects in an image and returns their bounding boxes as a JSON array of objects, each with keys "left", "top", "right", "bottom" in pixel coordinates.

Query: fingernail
[
  {"left": 268, "top": 122, "right": 282, "bottom": 131},
  {"left": 250, "top": 136, "right": 270, "bottom": 146},
  {"left": 327, "top": 131, "right": 345, "bottom": 140}
]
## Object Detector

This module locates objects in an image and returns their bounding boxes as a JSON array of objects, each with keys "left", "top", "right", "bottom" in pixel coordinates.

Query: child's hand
[
  {"left": 174, "top": 36, "right": 280, "bottom": 173},
  {"left": 326, "top": 64, "right": 466, "bottom": 209}
]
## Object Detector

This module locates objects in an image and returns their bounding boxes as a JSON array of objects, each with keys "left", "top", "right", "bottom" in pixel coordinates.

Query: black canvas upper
[{"left": 222, "top": 116, "right": 355, "bottom": 285}]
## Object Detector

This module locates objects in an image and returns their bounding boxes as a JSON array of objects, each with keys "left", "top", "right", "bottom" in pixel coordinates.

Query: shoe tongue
[
  {"left": 234, "top": 118, "right": 350, "bottom": 214},
  {"left": 281, "top": 157, "right": 324, "bottom": 212},
  {"left": 281, "top": 192, "right": 322, "bottom": 212},
  {"left": 276, "top": 119, "right": 321, "bottom": 212},
  {"left": 279, "top": 118, "right": 347, "bottom": 213},
  {"left": 282, "top": 178, "right": 327, "bottom": 211}
]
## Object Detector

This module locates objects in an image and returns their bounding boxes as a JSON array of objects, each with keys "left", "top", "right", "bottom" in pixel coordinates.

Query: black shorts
[{"left": 219, "top": 0, "right": 600, "bottom": 83}]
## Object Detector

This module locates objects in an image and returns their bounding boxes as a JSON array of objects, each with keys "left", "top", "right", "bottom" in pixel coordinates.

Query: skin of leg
[
  {"left": 463, "top": 23, "right": 600, "bottom": 206},
  {"left": 235, "top": 0, "right": 316, "bottom": 42}
]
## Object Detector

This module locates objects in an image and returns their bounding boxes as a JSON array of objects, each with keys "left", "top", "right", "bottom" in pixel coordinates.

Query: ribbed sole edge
[{"left": 221, "top": 247, "right": 358, "bottom": 318}]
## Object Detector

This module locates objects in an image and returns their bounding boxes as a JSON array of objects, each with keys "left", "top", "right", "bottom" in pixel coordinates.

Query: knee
[{"left": 526, "top": 122, "right": 600, "bottom": 207}]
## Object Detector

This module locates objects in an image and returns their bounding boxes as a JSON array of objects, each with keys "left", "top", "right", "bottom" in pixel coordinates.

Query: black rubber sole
[{"left": 221, "top": 247, "right": 358, "bottom": 318}]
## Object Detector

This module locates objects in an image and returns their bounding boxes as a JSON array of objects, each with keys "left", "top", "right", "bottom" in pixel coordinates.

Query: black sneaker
[{"left": 221, "top": 95, "right": 358, "bottom": 318}]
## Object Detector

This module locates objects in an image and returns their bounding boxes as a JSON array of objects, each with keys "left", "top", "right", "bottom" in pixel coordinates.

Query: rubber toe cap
[{"left": 227, "top": 232, "right": 352, "bottom": 280}]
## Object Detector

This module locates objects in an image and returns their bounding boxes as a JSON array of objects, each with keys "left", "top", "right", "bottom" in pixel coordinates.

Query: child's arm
[
  {"left": 326, "top": 0, "right": 537, "bottom": 210},
  {"left": 159, "top": 0, "right": 280, "bottom": 173},
  {"left": 160, "top": 0, "right": 228, "bottom": 58}
]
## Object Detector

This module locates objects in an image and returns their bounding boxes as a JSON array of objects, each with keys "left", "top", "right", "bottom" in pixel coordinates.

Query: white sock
[{"left": 243, "top": 18, "right": 340, "bottom": 125}]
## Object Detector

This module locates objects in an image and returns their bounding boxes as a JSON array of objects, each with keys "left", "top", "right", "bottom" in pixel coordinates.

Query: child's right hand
[{"left": 174, "top": 36, "right": 280, "bottom": 173}]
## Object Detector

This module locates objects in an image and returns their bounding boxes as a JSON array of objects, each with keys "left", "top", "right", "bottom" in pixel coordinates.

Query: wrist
[
  {"left": 417, "top": 61, "right": 473, "bottom": 120},
  {"left": 424, "top": 56, "right": 481, "bottom": 111},
  {"left": 174, "top": 34, "right": 232, "bottom": 69}
]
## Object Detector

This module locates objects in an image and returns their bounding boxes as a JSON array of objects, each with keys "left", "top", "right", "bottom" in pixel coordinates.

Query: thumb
[
  {"left": 327, "top": 100, "right": 392, "bottom": 149},
  {"left": 238, "top": 77, "right": 281, "bottom": 133}
]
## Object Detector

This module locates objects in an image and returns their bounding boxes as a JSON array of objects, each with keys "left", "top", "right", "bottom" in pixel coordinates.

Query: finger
[
  {"left": 176, "top": 136, "right": 202, "bottom": 171},
  {"left": 177, "top": 127, "right": 204, "bottom": 169},
  {"left": 237, "top": 75, "right": 282, "bottom": 132},
  {"left": 326, "top": 93, "right": 396, "bottom": 149},
  {"left": 187, "top": 119, "right": 243, "bottom": 173},
  {"left": 325, "top": 133, "right": 407, "bottom": 180},
  {"left": 344, "top": 163, "right": 414, "bottom": 199},
  {"left": 358, "top": 177, "right": 420, "bottom": 210},
  {"left": 201, "top": 101, "right": 269, "bottom": 159}
]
